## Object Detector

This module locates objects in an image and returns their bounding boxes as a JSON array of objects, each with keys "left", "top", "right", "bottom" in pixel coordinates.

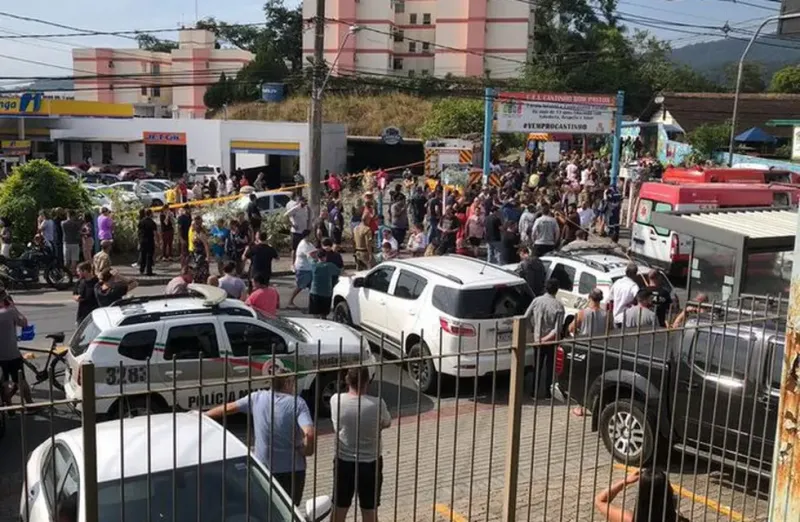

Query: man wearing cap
[
  {"left": 92, "top": 239, "right": 113, "bottom": 276},
  {"left": 206, "top": 362, "right": 316, "bottom": 506}
]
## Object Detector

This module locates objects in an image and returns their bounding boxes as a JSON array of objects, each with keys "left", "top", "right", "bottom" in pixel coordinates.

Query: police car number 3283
[
  {"left": 105, "top": 366, "right": 148, "bottom": 386},
  {"left": 63, "top": 284, "right": 373, "bottom": 419}
]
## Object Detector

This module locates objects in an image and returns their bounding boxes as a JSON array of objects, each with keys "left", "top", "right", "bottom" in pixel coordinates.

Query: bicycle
[{"left": 19, "top": 332, "right": 68, "bottom": 393}]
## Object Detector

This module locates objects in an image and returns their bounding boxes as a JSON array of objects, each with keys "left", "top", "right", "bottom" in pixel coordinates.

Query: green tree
[
  {"left": 420, "top": 98, "right": 484, "bottom": 139},
  {"left": 687, "top": 122, "right": 730, "bottom": 160},
  {"left": 0, "top": 160, "right": 90, "bottom": 244},
  {"left": 134, "top": 33, "right": 178, "bottom": 53},
  {"left": 769, "top": 65, "right": 800, "bottom": 93},
  {"left": 204, "top": 72, "right": 235, "bottom": 110},
  {"left": 723, "top": 61, "right": 766, "bottom": 93}
]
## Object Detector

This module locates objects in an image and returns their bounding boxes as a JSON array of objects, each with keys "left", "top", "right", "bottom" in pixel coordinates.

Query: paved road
[{"left": 0, "top": 278, "right": 764, "bottom": 522}]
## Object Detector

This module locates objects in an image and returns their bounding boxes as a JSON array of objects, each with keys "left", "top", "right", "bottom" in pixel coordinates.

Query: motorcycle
[{"left": 0, "top": 243, "right": 73, "bottom": 290}]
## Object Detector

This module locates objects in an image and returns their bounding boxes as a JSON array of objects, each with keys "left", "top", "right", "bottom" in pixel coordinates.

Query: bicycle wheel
[{"left": 48, "top": 354, "right": 67, "bottom": 393}]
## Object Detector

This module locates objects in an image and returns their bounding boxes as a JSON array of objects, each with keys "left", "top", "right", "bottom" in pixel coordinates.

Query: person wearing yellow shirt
[{"left": 165, "top": 187, "right": 177, "bottom": 205}]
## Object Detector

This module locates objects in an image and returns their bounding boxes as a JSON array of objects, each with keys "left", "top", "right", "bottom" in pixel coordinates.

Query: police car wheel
[{"left": 308, "top": 373, "right": 346, "bottom": 418}]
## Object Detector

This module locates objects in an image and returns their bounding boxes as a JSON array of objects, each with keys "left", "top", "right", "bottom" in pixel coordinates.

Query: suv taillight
[
  {"left": 439, "top": 318, "right": 476, "bottom": 337},
  {"left": 669, "top": 234, "right": 679, "bottom": 260},
  {"left": 555, "top": 346, "right": 565, "bottom": 376}
]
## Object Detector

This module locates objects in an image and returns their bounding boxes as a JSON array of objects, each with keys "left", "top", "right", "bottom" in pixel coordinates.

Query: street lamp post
[
  {"left": 308, "top": 24, "right": 360, "bottom": 216},
  {"left": 728, "top": 12, "right": 800, "bottom": 167}
]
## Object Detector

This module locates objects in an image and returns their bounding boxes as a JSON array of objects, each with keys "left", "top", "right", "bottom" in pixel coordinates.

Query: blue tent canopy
[{"left": 734, "top": 127, "right": 777, "bottom": 144}]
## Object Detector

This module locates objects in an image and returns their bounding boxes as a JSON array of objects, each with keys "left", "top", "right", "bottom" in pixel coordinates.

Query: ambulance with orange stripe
[{"left": 63, "top": 284, "right": 372, "bottom": 419}]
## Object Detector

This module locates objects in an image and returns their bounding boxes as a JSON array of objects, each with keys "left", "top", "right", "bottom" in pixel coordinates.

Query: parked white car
[
  {"left": 63, "top": 284, "right": 372, "bottom": 418},
  {"left": 331, "top": 255, "right": 534, "bottom": 393},
  {"left": 20, "top": 412, "right": 332, "bottom": 522},
  {"left": 505, "top": 247, "right": 676, "bottom": 328},
  {"left": 233, "top": 191, "right": 293, "bottom": 217},
  {"left": 108, "top": 181, "right": 166, "bottom": 207}
]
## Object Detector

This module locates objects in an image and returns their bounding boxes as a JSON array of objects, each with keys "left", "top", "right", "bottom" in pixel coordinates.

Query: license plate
[{"left": 497, "top": 332, "right": 512, "bottom": 343}]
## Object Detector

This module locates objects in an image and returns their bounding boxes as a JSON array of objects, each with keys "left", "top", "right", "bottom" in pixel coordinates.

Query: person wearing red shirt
[{"left": 245, "top": 273, "right": 280, "bottom": 315}]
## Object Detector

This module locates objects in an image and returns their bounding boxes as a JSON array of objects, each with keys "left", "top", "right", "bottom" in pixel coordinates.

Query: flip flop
[{"left": 572, "top": 407, "right": 589, "bottom": 417}]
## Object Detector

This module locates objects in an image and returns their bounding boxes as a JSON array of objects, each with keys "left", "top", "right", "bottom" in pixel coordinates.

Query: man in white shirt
[
  {"left": 609, "top": 263, "right": 641, "bottom": 327},
  {"left": 530, "top": 203, "right": 560, "bottom": 256},
  {"left": 288, "top": 231, "right": 315, "bottom": 308},
  {"left": 566, "top": 161, "right": 579, "bottom": 182},
  {"left": 577, "top": 200, "right": 595, "bottom": 228}
]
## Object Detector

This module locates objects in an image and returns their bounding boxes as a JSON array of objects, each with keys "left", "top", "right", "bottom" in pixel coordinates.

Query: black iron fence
[{"left": 2, "top": 295, "right": 785, "bottom": 521}]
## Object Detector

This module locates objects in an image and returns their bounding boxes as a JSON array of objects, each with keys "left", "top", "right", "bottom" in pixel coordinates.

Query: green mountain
[{"left": 671, "top": 36, "right": 800, "bottom": 86}]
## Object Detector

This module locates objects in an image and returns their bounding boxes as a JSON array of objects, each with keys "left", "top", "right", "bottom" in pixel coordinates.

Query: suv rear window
[
  {"left": 431, "top": 284, "right": 533, "bottom": 319},
  {"left": 70, "top": 317, "right": 102, "bottom": 356}
]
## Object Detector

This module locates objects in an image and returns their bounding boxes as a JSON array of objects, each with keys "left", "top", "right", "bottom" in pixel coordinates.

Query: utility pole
[{"left": 308, "top": 0, "right": 326, "bottom": 217}]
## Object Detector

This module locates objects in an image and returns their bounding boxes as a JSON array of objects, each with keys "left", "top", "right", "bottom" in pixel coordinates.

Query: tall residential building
[
  {"left": 73, "top": 29, "right": 253, "bottom": 119},
  {"left": 302, "top": 0, "right": 535, "bottom": 79}
]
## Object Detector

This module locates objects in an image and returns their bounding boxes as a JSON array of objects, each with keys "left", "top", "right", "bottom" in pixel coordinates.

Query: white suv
[
  {"left": 331, "top": 255, "right": 534, "bottom": 393},
  {"left": 508, "top": 247, "right": 676, "bottom": 326},
  {"left": 64, "top": 284, "right": 371, "bottom": 418}
]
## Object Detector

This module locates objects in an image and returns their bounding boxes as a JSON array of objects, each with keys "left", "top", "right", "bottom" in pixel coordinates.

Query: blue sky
[{"left": 0, "top": 0, "right": 784, "bottom": 82}]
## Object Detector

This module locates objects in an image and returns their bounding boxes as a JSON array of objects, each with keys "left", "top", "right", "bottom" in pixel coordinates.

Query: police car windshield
[
  {"left": 255, "top": 310, "right": 308, "bottom": 342},
  {"left": 97, "top": 457, "right": 295, "bottom": 522}
]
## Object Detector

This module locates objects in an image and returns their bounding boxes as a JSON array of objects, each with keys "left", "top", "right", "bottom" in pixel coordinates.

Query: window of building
[
  {"left": 141, "top": 85, "right": 148, "bottom": 96},
  {"left": 409, "top": 13, "right": 418, "bottom": 24},
  {"left": 152, "top": 86, "right": 161, "bottom": 98},
  {"left": 409, "top": 41, "right": 416, "bottom": 52},
  {"left": 395, "top": 0, "right": 405, "bottom": 13},
  {"left": 394, "top": 29, "right": 404, "bottom": 43},
  {"left": 393, "top": 58, "right": 404, "bottom": 71},
  {"left": 422, "top": 13, "right": 431, "bottom": 25},
  {"left": 408, "top": 70, "right": 416, "bottom": 78},
  {"left": 422, "top": 42, "right": 430, "bottom": 52},
  {"left": 421, "top": 69, "right": 429, "bottom": 76},
  {"left": 152, "top": 63, "right": 160, "bottom": 75}
]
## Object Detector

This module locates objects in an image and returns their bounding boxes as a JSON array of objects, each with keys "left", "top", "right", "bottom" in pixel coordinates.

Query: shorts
[
  {"left": 292, "top": 232, "right": 305, "bottom": 251},
  {"left": 0, "top": 357, "right": 24, "bottom": 384},
  {"left": 333, "top": 458, "right": 383, "bottom": 510},
  {"left": 64, "top": 244, "right": 80, "bottom": 265},
  {"left": 308, "top": 293, "right": 332, "bottom": 316},
  {"left": 273, "top": 471, "right": 306, "bottom": 506},
  {"left": 295, "top": 270, "right": 312, "bottom": 290}
]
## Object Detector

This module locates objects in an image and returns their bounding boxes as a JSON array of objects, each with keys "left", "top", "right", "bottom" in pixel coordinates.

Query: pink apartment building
[
  {"left": 73, "top": 29, "right": 253, "bottom": 119},
  {"left": 302, "top": 0, "right": 535, "bottom": 79}
]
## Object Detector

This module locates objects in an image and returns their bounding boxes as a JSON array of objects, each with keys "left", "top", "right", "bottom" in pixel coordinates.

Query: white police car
[
  {"left": 63, "top": 285, "right": 372, "bottom": 418},
  {"left": 20, "top": 412, "right": 332, "bottom": 522}
]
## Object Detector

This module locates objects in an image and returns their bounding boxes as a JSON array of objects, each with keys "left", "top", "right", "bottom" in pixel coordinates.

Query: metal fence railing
[{"left": 2, "top": 294, "right": 786, "bottom": 522}]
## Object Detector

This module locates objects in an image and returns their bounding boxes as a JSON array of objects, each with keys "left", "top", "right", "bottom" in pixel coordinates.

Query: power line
[{"left": 0, "top": 11, "right": 139, "bottom": 41}]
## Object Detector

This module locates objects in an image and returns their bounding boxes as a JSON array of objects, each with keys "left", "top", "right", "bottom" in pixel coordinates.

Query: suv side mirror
[{"left": 352, "top": 277, "right": 365, "bottom": 288}]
